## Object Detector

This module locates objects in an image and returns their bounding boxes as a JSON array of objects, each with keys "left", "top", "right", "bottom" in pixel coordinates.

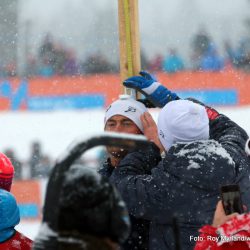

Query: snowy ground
[
  {"left": 1, "top": 106, "right": 250, "bottom": 162},
  {"left": 16, "top": 221, "right": 41, "bottom": 240},
  {"left": 3, "top": 105, "right": 250, "bottom": 239}
]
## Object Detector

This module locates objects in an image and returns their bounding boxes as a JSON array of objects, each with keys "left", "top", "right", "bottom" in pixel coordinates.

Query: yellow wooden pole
[{"left": 118, "top": 0, "right": 141, "bottom": 98}]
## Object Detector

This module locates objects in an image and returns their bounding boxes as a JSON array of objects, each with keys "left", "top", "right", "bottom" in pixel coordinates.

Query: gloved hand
[{"left": 123, "top": 71, "right": 179, "bottom": 107}]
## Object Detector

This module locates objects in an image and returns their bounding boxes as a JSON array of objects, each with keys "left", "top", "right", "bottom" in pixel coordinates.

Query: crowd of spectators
[
  {"left": 3, "top": 141, "right": 53, "bottom": 180},
  {"left": 3, "top": 141, "right": 107, "bottom": 180},
  {"left": 148, "top": 30, "right": 250, "bottom": 73},
  {"left": 1, "top": 31, "right": 250, "bottom": 77}
]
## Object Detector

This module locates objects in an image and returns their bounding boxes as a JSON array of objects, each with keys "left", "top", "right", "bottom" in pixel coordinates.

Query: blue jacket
[
  {"left": 110, "top": 114, "right": 250, "bottom": 250},
  {"left": 0, "top": 189, "right": 20, "bottom": 243},
  {"left": 162, "top": 55, "right": 184, "bottom": 73},
  {"left": 200, "top": 44, "right": 224, "bottom": 71}
]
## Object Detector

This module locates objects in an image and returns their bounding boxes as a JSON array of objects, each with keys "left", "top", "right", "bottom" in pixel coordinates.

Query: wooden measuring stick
[{"left": 118, "top": 0, "right": 141, "bottom": 98}]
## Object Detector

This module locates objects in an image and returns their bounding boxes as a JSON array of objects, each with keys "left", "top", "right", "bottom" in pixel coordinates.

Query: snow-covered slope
[{"left": 1, "top": 106, "right": 250, "bottom": 162}]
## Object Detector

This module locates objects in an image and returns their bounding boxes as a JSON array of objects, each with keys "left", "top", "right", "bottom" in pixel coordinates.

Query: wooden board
[{"left": 118, "top": 0, "right": 141, "bottom": 97}]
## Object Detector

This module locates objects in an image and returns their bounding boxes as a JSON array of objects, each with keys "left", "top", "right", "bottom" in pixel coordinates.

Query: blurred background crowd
[
  {"left": 3, "top": 141, "right": 107, "bottom": 180},
  {"left": 1, "top": 0, "right": 250, "bottom": 77},
  {"left": 2, "top": 31, "right": 250, "bottom": 77},
  {"left": 3, "top": 141, "right": 54, "bottom": 180}
]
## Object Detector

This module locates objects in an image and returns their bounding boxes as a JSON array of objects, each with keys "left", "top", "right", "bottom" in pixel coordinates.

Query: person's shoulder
[
  {"left": 0, "top": 231, "right": 33, "bottom": 250},
  {"left": 13, "top": 231, "right": 33, "bottom": 249},
  {"left": 167, "top": 139, "right": 234, "bottom": 168}
]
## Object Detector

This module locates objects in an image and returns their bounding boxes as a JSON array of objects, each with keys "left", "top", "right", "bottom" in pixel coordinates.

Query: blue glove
[{"left": 123, "top": 71, "right": 179, "bottom": 107}]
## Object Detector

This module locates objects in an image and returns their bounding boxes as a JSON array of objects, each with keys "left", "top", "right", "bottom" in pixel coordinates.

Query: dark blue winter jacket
[
  {"left": 99, "top": 159, "right": 151, "bottom": 250},
  {"left": 110, "top": 114, "right": 250, "bottom": 250},
  {"left": 209, "top": 115, "right": 250, "bottom": 200},
  {"left": 0, "top": 189, "right": 20, "bottom": 243}
]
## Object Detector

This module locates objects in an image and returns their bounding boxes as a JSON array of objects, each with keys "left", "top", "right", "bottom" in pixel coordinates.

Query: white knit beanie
[
  {"left": 104, "top": 95, "right": 147, "bottom": 132},
  {"left": 158, "top": 100, "right": 209, "bottom": 151}
]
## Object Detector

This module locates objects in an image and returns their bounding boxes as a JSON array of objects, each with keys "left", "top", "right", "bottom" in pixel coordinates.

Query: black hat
[{"left": 57, "top": 165, "right": 130, "bottom": 244}]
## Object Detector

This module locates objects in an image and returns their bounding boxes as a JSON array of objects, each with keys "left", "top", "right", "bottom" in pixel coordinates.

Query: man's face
[{"left": 104, "top": 115, "right": 142, "bottom": 158}]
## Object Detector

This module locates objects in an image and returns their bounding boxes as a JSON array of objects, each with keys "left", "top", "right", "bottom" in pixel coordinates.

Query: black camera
[{"left": 220, "top": 184, "right": 244, "bottom": 215}]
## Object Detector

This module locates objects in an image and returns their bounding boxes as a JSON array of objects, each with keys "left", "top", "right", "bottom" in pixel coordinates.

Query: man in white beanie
[
  {"left": 103, "top": 96, "right": 147, "bottom": 167},
  {"left": 99, "top": 95, "right": 154, "bottom": 250},
  {"left": 110, "top": 97, "right": 250, "bottom": 250}
]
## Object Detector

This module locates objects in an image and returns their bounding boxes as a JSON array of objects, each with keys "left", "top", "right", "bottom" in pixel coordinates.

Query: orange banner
[
  {"left": 0, "top": 70, "right": 250, "bottom": 111},
  {"left": 11, "top": 180, "right": 41, "bottom": 219}
]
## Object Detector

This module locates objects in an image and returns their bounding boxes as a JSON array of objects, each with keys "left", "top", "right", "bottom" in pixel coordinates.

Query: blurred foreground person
[
  {"left": 194, "top": 201, "right": 250, "bottom": 250},
  {"left": 100, "top": 96, "right": 154, "bottom": 250},
  {"left": 0, "top": 152, "right": 14, "bottom": 191},
  {"left": 33, "top": 165, "right": 130, "bottom": 250},
  {"left": 0, "top": 189, "right": 33, "bottom": 250}
]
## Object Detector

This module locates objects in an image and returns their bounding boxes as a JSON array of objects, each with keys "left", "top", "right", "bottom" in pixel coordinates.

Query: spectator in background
[
  {"left": 63, "top": 49, "right": 79, "bottom": 75},
  {"left": 191, "top": 28, "right": 212, "bottom": 70},
  {"left": 39, "top": 33, "right": 54, "bottom": 60},
  {"left": 38, "top": 33, "right": 56, "bottom": 75},
  {"left": 4, "top": 149, "right": 22, "bottom": 180},
  {"left": 38, "top": 58, "right": 54, "bottom": 77},
  {"left": 0, "top": 152, "right": 14, "bottom": 191},
  {"left": 0, "top": 189, "right": 33, "bottom": 250},
  {"left": 29, "top": 141, "right": 52, "bottom": 179},
  {"left": 199, "top": 43, "right": 224, "bottom": 71},
  {"left": 162, "top": 49, "right": 184, "bottom": 73},
  {"left": 53, "top": 43, "right": 67, "bottom": 75},
  {"left": 26, "top": 55, "right": 38, "bottom": 77},
  {"left": 225, "top": 38, "right": 250, "bottom": 72},
  {"left": 38, "top": 33, "right": 79, "bottom": 76},
  {"left": 148, "top": 54, "right": 163, "bottom": 72},
  {"left": 4, "top": 62, "right": 17, "bottom": 77},
  {"left": 192, "top": 28, "right": 211, "bottom": 56},
  {"left": 81, "top": 53, "right": 116, "bottom": 74}
]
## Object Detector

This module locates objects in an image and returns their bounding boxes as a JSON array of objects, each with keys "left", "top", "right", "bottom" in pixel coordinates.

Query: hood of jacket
[{"left": 163, "top": 140, "right": 236, "bottom": 191}]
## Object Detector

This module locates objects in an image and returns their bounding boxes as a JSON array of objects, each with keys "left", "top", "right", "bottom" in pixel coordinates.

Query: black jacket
[
  {"left": 209, "top": 114, "right": 250, "bottom": 202},
  {"left": 99, "top": 160, "right": 150, "bottom": 250},
  {"left": 110, "top": 114, "right": 250, "bottom": 250}
]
